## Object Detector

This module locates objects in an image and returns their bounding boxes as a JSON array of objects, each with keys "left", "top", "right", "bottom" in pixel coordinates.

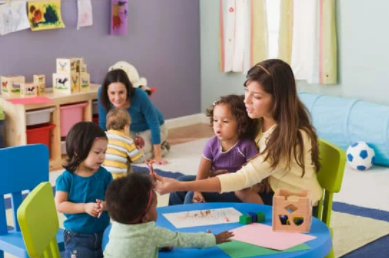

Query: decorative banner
[
  {"left": 0, "top": 1, "right": 30, "bottom": 36},
  {"left": 111, "top": 0, "right": 128, "bottom": 35},
  {"left": 28, "top": 0, "right": 65, "bottom": 31},
  {"left": 77, "top": 0, "right": 93, "bottom": 29}
]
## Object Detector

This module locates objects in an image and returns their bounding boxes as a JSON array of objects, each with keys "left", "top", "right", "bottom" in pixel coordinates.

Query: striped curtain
[
  {"left": 219, "top": 0, "right": 268, "bottom": 73},
  {"left": 279, "top": 0, "right": 338, "bottom": 84},
  {"left": 278, "top": 0, "right": 293, "bottom": 64}
]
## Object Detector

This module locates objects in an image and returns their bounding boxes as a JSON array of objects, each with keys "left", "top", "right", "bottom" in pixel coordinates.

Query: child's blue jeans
[{"left": 64, "top": 230, "right": 103, "bottom": 258}]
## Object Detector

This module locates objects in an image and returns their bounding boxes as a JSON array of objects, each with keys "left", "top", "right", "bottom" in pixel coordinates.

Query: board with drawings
[{"left": 163, "top": 207, "right": 242, "bottom": 228}]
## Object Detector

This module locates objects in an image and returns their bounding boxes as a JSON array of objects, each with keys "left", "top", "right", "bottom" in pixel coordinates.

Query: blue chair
[{"left": 0, "top": 144, "right": 64, "bottom": 258}]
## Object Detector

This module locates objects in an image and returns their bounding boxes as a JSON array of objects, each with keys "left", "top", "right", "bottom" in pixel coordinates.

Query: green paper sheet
[{"left": 218, "top": 240, "right": 311, "bottom": 258}]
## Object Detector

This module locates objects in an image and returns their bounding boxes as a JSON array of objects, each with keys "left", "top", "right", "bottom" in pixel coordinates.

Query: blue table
[{"left": 102, "top": 203, "right": 332, "bottom": 258}]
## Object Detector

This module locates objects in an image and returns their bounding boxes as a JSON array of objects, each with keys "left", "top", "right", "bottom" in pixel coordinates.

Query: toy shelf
[{"left": 0, "top": 84, "right": 99, "bottom": 171}]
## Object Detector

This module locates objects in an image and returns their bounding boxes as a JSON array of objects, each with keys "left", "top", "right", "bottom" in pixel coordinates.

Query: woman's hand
[
  {"left": 153, "top": 156, "right": 168, "bottom": 165},
  {"left": 153, "top": 144, "right": 168, "bottom": 165},
  {"left": 153, "top": 173, "right": 180, "bottom": 195},
  {"left": 192, "top": 191, "right": 205, "bottom": 203}
]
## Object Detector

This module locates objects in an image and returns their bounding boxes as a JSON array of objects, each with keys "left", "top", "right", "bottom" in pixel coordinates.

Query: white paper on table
[
  {"left": 163, "top": 208, "right": 242, "bottom": 228},
  {"left": 77, "top": 0, "right": 93, "bottom": 29},
  {"left": 0, "top": 1, "right": 30, "bottom": 36}
]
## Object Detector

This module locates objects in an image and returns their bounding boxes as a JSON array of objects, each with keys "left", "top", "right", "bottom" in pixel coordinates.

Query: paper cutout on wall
[
  {"left": 77, "top": 0, "right": 93, "bottom": 29},
  {"left": 28, "top": 0, "right": 65, "bottom": 31},
  {"left": 0, "top": 1, "right": 30, "bottom": 36},
  {"left": 111, "top": 0, "right": 128, "bottom": 35}
]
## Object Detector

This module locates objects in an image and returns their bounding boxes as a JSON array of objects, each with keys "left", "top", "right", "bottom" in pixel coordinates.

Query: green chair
[
  {"left": 17, "top": 182, "right": 61, "bottom": 258},
  {"left": 316, "top": 139, "right": 346, "bottom": 258}
]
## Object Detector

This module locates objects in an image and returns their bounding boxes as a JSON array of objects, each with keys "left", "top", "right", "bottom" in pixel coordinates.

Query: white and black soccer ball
[{"left": 346, "top": 141, "right": 375, "bottom": 171}]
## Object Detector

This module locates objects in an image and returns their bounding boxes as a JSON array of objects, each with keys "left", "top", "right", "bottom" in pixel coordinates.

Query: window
[{"left": 266, "top": 0, "right": 281, "bottom": 59}]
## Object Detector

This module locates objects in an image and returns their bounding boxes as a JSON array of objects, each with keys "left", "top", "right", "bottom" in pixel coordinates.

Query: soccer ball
[{"left": 346, "top": 141, "right": 375, "bottom": 171}]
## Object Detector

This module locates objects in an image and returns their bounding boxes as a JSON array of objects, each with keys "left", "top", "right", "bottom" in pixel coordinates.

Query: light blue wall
[{"left": 200, "top": 0, "right": 389, "bottom": 111}]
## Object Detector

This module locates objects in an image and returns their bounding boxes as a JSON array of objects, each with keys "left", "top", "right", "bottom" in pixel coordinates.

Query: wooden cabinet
[{"left": 0, "top": 84, "right": 99, "bottom": 171}]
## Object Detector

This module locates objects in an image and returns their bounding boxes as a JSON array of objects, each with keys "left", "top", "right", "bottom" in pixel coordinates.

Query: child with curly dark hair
[
  {"left": 169, "top": 94, "right": 265, "bottom": 205},
  {"left": 104, "top": 173, "right": 233, "bottom": 258}
]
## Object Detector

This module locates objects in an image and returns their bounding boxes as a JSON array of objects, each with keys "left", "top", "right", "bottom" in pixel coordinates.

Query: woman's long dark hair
[
  {"left": 245, "top": 59, "right": 320, "bottom": 175},
  {"left": 100, "top": 69, "right": 135, "bottom": 111}
]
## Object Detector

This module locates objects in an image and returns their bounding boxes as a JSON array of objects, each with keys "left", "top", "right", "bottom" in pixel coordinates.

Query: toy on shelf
[
  {"left": 33, "top": 74, "right": 46, "bottom": 95},
  {"left": 20, "top": 83, "right": 37, "bottom": 97},
  {"left": 239, "top": 211, "right": 265, "bottom": 225},
  {"left": 108, "top": 61, "right": 153, "bottom": 96},
  {"left": 53, "top": 57, "right": 90, "bottom": 95},
  {"left": 1, "top": 75, "right": 25, "bottom": 98},
  {"left": 272, "top": 189, "right": 312, "bottom": 233}
]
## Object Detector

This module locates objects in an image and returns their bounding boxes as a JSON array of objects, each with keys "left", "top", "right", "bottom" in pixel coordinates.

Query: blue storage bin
[{"left": 299, "top": 93, "right": 389, "bottom": 166}]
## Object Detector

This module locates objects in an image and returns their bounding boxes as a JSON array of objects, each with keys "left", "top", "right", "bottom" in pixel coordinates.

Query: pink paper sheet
[
  {"left": 231, "top": 223, "right": 316, "bottom": 250},
  {"left": 7, "top": 96, "right": 53, "bottom": 105}
]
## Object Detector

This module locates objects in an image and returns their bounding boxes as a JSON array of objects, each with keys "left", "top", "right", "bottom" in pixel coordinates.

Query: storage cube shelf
[
  {"left": 60, "top": 102, "right": 88, "bottom": 137},
  {"left": 26, "top": 108, "right": 55, "bottom": 126},
  {"left": 0, "top": 84, "right": 100, "bottom": 171},
  {"left": 26, "top": 124, "right": 55, "bottom": 151}
]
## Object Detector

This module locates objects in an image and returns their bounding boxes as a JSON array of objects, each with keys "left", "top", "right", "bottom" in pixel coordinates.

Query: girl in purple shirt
[{"left": 169, "top": 95, "right": 265, "bottom": 205}]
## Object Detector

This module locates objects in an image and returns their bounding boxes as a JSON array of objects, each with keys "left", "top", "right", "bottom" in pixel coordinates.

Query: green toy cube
[
  {"left": 256, "top": 212, "right": 265, "bottom": 222},
  {"left": 239, "top": 214, "right": 252, "bottom": 224}
]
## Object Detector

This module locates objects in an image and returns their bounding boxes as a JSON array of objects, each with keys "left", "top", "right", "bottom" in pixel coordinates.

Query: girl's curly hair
[{"left": 206, "top": 94, "right": 259, "bottom": 140}]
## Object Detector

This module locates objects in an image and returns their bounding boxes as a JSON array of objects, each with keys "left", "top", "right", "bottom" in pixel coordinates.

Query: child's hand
[
  {"left": 84, "top": 202, "right": 100, "bottom": 217},
  {"left": 207, "top": 229, "right": 234, "bottom": 244},
  {"left": 134, "top": 135, "right": 145, "bottom": 149},
  {"left": 192, "top": 192, "right": 205, "bottom": 203},
  {"left": 96, "top": 199, "right": 106, "bottom": 218},
  {"left": 210, "top": 169, "right": 228, "bottom": 177}
]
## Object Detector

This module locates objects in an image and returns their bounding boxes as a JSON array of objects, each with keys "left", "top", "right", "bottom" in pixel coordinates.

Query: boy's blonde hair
[{"left": 106, "top": 108, "right": 131, "bottom": 131}]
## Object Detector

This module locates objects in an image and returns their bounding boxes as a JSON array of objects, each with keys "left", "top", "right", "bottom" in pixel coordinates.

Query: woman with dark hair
[
  {"left": 98, "top": 69, "right": 169, "bottom": 164},
  {"left": 155, "top": 59, "right": 322, "bottom": 210}
]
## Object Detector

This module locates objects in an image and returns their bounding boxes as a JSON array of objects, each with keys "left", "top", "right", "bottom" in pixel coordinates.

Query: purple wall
[{"left": 0, "top": 0, "right": 201, "bottom": 119}]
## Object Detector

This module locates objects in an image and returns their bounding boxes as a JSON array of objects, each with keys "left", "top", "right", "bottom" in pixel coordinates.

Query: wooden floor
[{"left": 166, "top": 123, "right": 213, "bottom": 145}]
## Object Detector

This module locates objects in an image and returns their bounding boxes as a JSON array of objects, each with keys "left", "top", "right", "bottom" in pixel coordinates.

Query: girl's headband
[
  {"left": 130, "top": 189, "right": 153, "bottom": 224},
  {"left": 256, "top": 64, "right": 271, "bottom": 76}
]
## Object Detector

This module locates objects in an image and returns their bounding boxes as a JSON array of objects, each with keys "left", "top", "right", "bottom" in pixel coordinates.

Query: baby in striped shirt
[{"left": 103, "top": 108, "right": 144, "bottom": 179}]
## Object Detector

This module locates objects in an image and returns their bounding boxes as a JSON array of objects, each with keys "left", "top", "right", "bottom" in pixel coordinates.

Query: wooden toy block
[
  {"left": 80, "top": 63, "right": 87, "bottom": 73},
  {"left": 71, "top": 73, "right": 80, "bottom": 93},
  {"left": 256, "top": 212, "right": 265, "bottom": 223},
  {"left": 52, "top": 73, "right": 72, "bottom": 95},
  {"left": 239, "top": 214, "right": 252, "bottom": 225},
  {"left": 272, "top": 189, "right": 312, "bottom": 233},
  {"left": 248, "top": 212, "right": 258, "bottom": 222},
  {"left": 33, "top": 75, "right": 46, "bottom": 95},
  {"left": 1, "top": 75, "right": 25, "bottom": 97},
  {"left": 20, "top": 83, "right": 37, "bottom": 97},
  {"left": 80, "top": 73, "right": 90, "bottom": 92},
  {"left": 56, "top": 58, "right": 83, "bottom": 74}
]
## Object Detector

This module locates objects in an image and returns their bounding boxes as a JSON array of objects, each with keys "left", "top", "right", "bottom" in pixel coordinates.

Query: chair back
[
  {"left": 17, "top": 182, "right": 61, "bottom": 258},
  {"left": 316, "top": 139, "right": 346, "bottom": 226},
  {"left": 0, "top": 144, "right": 49, "bottom": 234}
]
